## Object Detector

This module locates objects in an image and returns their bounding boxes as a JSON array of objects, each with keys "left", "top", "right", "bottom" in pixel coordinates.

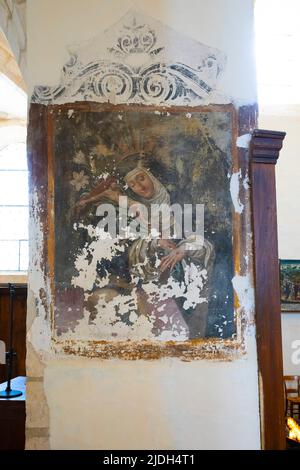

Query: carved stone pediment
[{"left": 32, "top": 9, "right": 227, "bottom": 106}]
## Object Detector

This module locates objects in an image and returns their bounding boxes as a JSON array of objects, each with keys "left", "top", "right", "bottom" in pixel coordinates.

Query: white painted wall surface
[
  {"left": 26, "top": 0, "right": 261, "bottom": 449},
  {"left": 45, "top": 341, "right": 260, "bottom": 450},
  {"left": 281, "top": 314, "right": 300, "bottom": 375}
]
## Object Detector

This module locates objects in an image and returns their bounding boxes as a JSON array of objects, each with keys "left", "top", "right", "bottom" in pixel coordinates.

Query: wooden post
[{"left": 250, "top": 129, "right": 286, "bottom": 450}]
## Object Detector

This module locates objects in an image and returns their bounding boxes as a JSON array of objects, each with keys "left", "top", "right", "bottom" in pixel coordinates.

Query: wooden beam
[
  {"left": 0, "top": 31, "right": 26, "bottom": 92},
  {"left": 250, "top": 129, "right": 286, "bottom": 449}
]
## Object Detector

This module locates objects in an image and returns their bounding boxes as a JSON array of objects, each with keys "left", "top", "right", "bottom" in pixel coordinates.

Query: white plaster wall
[
  {"left": 45, "top": 340, "right": 260, "bottom": 450},
  {"left": 26, "top": 0, "right": 261, "bottom": 449},
  {"left": 281, "top": 314, "right": 300, "bottom": 375}
]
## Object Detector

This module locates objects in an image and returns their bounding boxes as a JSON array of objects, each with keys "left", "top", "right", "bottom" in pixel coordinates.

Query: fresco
[
  {"left": 52, "top": 105, "right": 235, "bottom": 342},
  {"left": 32, "top": 10, "right": 226, "bottom": 107}
]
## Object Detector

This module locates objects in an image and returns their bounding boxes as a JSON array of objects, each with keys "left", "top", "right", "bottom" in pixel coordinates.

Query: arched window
[
  {"left": 0, "top": 139, "right": 28, "bottom": 272},
  {"left": 0, "top": 62, "right": 27, "bottom": 274}
]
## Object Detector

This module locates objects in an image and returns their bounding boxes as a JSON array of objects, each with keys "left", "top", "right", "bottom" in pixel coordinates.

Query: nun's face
[{"left": 126, "top": 170, "right": 155, "bottom": 199}]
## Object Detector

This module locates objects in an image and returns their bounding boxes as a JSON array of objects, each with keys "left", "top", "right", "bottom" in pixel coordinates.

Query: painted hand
[{"left": 159, "top": 248, "right": 185, "bottom": 272}]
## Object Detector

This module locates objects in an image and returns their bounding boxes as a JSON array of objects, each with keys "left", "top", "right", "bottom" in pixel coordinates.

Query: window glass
[
  {"left": 0, "top": 207, "right": 28, "bottom": 240},
  {"left": 20, "top": 240, "right": 29, "bottom": 271},
  {"left": 0, "top": 142, "right": 27, "bottom": 170},
  {"left": 0, "top": 171, "right": 28, "bottom": 206},
  {"left": 0, "top": 141, "right": 28, "bottom": 273},
  {"left": 0, "top": 240, "right": 20, "bottom": 271}
]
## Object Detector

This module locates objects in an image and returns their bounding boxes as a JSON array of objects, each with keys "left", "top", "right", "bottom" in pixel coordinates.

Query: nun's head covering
[{"left": 117, "top": 153, "right": 170, "bottom": 206}]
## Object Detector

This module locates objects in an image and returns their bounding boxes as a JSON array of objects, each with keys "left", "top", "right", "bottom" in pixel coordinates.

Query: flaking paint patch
[
  {"left": 68, "top": 220, "right": 209, "bottom": 342},
  {"left": 236, "top": 133, "right": 251, "bottom": 148},
  {"left": 232, "top": 274, "right": 255, "bottom": 324},
  {"left": 230, "top": 170, "right": 244, "bottom": 214},
  {"left": 62, "top": 290, "right": 156, "bottom": 341},
  {"left": 142, "top": 265, "right": 207, "bottom": 311},
  {"left": 242, "top": 173, "right": 250, "bottom": 190},
  {"left": 27, "top": 190, "right": 52, "bottom": 354},
  {"left": 71, "top": 225, "right": 123, "bottom": 291}
]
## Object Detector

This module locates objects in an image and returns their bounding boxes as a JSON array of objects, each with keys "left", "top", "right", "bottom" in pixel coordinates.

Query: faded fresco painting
[{"left": 53, "top": 105, "right": 235, "bottom": 342}]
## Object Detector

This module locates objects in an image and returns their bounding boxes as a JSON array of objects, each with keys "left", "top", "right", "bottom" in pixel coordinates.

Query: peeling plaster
[
  {"left": 242, "top": 173, "right": 250, "bottom": 190},
  {"left": 236, "top": 133, "right": 251, "bottom": 148},
  {"left": 68, "top": 224, "right": 208, "bottom": 343},
  {"left": 232, "top": 274, "right": 255, "bottom": 324},
  {"left": 71, "top": 225, "right": 123, "bottom": 291},
  {"left": 230, "top": 170, "right": 244, "bottom": 214},
  {"left": 27, "top": 190, "right": 52, "bottom": 355}
]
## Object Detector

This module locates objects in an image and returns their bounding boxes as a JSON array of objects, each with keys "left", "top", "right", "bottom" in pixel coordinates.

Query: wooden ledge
[{"left": 250, "top": 129, "right": 286, "bottom": 164}]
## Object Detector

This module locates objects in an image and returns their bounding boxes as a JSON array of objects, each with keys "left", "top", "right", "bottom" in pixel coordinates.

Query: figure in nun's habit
[{"left": 76, "top": 153, "right": 215, "bottom": 339}]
